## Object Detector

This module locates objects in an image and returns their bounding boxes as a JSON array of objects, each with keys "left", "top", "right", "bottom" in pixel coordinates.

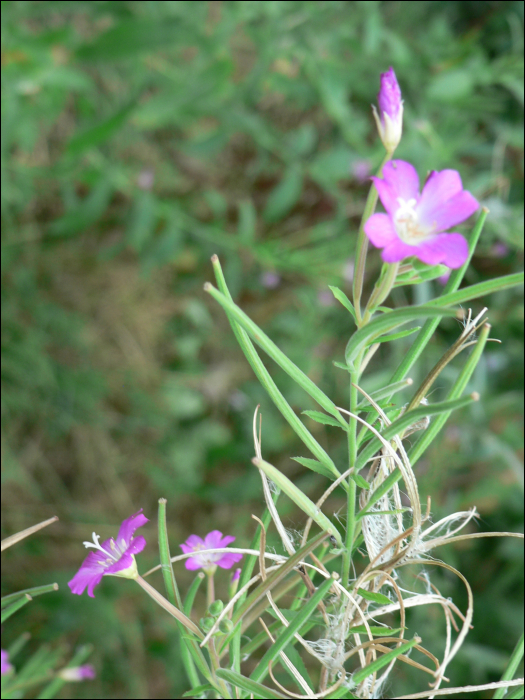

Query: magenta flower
[
  {"left": 231, "top": 568, "right": 241, "bottom": 582},
  {"left": 68, "top": 510, "right": 148, "bottom": 598},
  {"left": 1, "top": 649, "right": 13, "bottom": 675},
  {"left": 58, "top": 664, "right": 96, "bottom": 681},
  {"left": 364, "top": 160, "right": 479, "bottom": 268},
  {"left": 372, "top": 67, "right": 403, "bottom": 153},
  {"left": 180, "top": 531, "right": 242, "bottom": 573}
]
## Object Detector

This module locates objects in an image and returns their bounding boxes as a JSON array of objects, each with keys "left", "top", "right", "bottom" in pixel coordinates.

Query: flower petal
[
  {"left": 185, "top": 557, "right": 204, "bottom": 571},
  {"left": 414, "top": 233, "right": 469, "bottom": 268},
  {"left": 204, "top": 530, "right": 225, "bottom": 549},
  {"left": 127, "top": 536, "right": 147, "bottom": 556},
  {"left": 216, "top": 552, "right": 243, "bottom": 569},
  {"left": 116, "top": 509, "right": 149, "bottom": 547},
  {"left": 372, "top": 160, "right": 420, "bottom": 217},
  {"left": 418, "top": 189, "right": 479, "bottom": 233},
  {"left": 381, "top": 239, "right": 422, "bottom": 264},
  {"left": 364, "top": 213, "right": 399, "bottom": 248},
  {"left": 181, "top": 535, "right": 204, "bottom": 551}
]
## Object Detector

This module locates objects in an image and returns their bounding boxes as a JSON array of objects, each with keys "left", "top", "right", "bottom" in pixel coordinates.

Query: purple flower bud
[
  {"left": 58, "top": 664, "right": 96, "bottom": 681},
  {"left": 232, "top": 567, "right": 241, "bottom": 582},
  {"left": 68, "top": 510, "right": 148, "bottom": 598},
  {"left": 372, "top": 67, "right": 403, "bottom": 154}
]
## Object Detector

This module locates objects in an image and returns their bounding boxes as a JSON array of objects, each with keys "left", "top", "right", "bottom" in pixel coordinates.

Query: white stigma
[{"left": 394, "top": 197, "right": 430, "bottom": 244}]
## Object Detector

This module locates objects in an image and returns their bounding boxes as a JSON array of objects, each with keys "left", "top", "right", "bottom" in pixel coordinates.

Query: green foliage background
[{"left": 1, "top": 1, "right": 523, "bottom": 697}]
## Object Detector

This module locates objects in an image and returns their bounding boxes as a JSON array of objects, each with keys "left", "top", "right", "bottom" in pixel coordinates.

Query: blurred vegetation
[{"left": 1, "top": 1, "right": 523, "bottom": 698}]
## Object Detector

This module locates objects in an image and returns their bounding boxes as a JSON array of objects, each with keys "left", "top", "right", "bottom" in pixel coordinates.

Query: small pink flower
[
  {"left": 364, "top": 160, "right": 479, "bottom": 269},
  {"left": 180, "top": 531, "right": 242, "bottom": 573},
  {"left": 231, "top": 568, "right": 241, "bottom": 582},
  {"left": 68, "top": 510, "right": 148, "bottom": 598},
  {"left": 58, "top": 664, "right": 96, "bottom": 681},
  {"left": 1, "top": 649, "right": 13, "bottom": 675},
  {"left": 372, "top": 67, "right": 403, "bottom": 153}
]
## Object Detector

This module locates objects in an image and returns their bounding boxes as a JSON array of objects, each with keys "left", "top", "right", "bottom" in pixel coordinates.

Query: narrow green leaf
[
  {"left": 1, "top": 595, "right": 32, "bottom": 623},
  {"left": 356, "top": 588, "right": 392, "bottom": 605},
  {"left": 333, "top": 360, "right": 351, "bottom": 371},
  {"left": 425, "top": 272, "right": 524, "bottom": 308},
  {"left": 356, "top": 379, "right": 413, "bottom": 408},
  {"left": 211, "top": 258, "right": 342, "bottom": 478},
  {"left": 254, "top": 458, "right": 342, "bottom": 545},
  {"left": 183, "top": 575, "right": 205, "bottom": 618},
  {"left": 349, "top": 625, "right": 402, "bottom": 636},
  {"left": 250, "top": 575, "right": 337, "bottom": 684},
  {"left": 351, "top": 472, "right": 370, "bottom": 490},
  {"left": 1, "top": 584, "right": 57, "bottom": 608},
  {"left": 345, "top": 306, "right": 459, "bottom": 366},
  {"left": 181, "top": 683, "right": 215, "bottom": 698},
  {"left": 158, "top": 500, "right": 201, "bottom": 691},
  {"left": 329, "top": 286, "right": 357, "bottom": 321},
  {"left": 302, "top": 410, "right": 348, "bottom": 430},
  {"left": 205, "top": 279, "right": 347, "bottom": 427},
  {"left": 356, "top": 393, "right": 479, "bottom": 471},
  {"left": 492, "top": 634, "right": 524, "bottom": 699},
  {"left": 494, "top": 633, "right": 524, "bottom": 699},
  {"left": 291, "top": 456, "right": 336, "bottom": 480},
  {"left": 216, "top": 669, "right": 287, "bottom": 698},
  {"left": 505, "top": 685, "right": 525, "bottom": 699},
  {"left": 373, "top": 326, "right": 421, "bottom": 344},
  {"left": 351, "top": 636, "right": 420, "bottom": 685}
]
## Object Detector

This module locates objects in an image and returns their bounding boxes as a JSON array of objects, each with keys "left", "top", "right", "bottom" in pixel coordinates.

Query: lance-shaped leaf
[
  {"left": 216, "top": 669, "right": 287, "bottom": 698},
  {"left": 204, "top": 281, "right": 348, "bottom": 428},
  {"left": 253, "top": 458, "right": 342, "bottom": 545},
  {"left": 344, "top": 306, "right": 460, "bottom": 367},
  {"left": 250, "top": 574, "right": 338, "bottom": 684},
  {"left": 211, "top": 257, "right": 341, "bottom": 479},
  {"left": 356, "top": 393, "right": 479, "bottom": 471}
]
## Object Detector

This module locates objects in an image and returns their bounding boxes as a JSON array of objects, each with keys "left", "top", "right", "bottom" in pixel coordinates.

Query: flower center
[
  {"left": 83, "top": 533, "right": 125, "bottom": 566},
  {"left": 394, "top": 197, "right": 431, "bottom": 245},
  {"left": 194, "top": 543, "right": 220, "bottom": 567}
]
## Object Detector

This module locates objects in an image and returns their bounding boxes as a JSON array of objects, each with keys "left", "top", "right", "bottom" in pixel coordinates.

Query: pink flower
[
  {"left": 372, "top": 67, "right": 403, "bottom": 153},
  {"left": 364, "top": 160, "right": 479, "bottom": 268},
  {"left": 231, "top": 568, "right": 241, "bottom": 582},
  {"left": 180, "top": 531, "right": 242, "bottom": 573},
  {"left": 58, "top": 664, "right": 96, "bottom": 681},
  {"left": 1, "top": 649, "right": 13, "bottom": 675},
  {"left": 68, "top": 510, "right": 148, "bottom": 598}
]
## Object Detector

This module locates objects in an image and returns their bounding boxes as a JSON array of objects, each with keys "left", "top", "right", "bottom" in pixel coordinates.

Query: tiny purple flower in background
[
  {"left": 1, "top": 649, "right": 13, "bottom": 675},
  {"left": 364, "top": 160, "right": 479, "bottom": 268},
  {"left": 351, "top": 159, "right": 372, "bottom": 183},
  {"left": 491, "top": 242, "right": 509, "bottom": 258},
  {"left": 317, "top": 289, "right": 336, "bottom": 307},
  {"left": 181, "top": 531, "right": 242, "bottom": 573},
  {"left": 260, "top": 271, "right": 281, "bottom": 289},
  {"left": 137, "top": 168, "right": 155, "bottom": 191},
  {"left": 58, "top": 664, "right": 96, "bottom": 682},
  {"left": 372, "top": 67, "right": 403, "bottom": 153},
  {"left": 68, "top": 510, "right": 148, "bottom": 598},
  {"left": 232, "top": 567, "right": 241, "bottom": 582}
]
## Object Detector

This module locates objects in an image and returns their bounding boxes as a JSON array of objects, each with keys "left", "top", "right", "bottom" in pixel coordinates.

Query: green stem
[
  {"left": 352, "top": 153, "right": 391, "bottom": 323},
  {"left": 207, "top": 572, "right": 215, "bottom": 609},
  {"left": 364, "top": 262, "right": 400, "bottom": 320}
]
